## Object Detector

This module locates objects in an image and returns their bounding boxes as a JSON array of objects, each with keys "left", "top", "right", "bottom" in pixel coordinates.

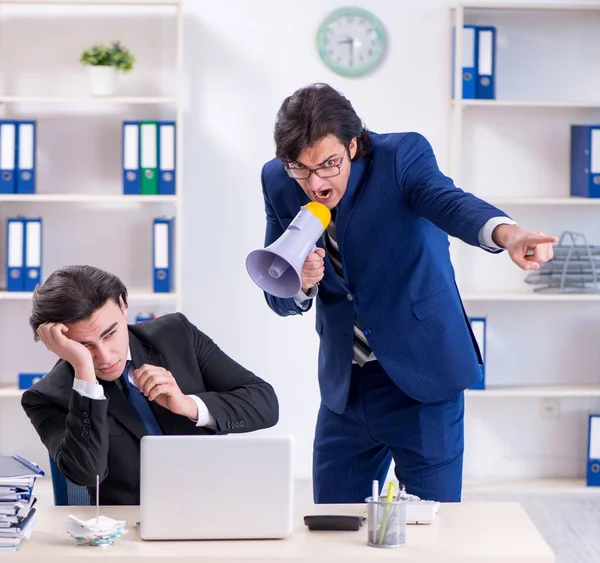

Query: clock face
[{"left": 316, "top": 7, "right": 386, "bottom": 77}]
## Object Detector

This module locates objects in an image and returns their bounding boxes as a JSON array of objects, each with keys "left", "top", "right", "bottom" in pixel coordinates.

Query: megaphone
[{"left": 246, "top": 202, "right": 331, "bottom": 298}]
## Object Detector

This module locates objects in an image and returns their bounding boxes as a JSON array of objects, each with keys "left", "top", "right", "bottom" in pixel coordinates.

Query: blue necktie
[{"left": 119, "top": 361, "right": 163, "bottom": 436}]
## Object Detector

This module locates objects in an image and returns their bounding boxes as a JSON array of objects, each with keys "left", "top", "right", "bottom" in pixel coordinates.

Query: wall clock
[{"left": 316, "top": 7, "right": 387, "bottom": 78}]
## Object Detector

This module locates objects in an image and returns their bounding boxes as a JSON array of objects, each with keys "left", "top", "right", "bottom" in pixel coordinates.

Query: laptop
[{"left": 138, "top": 434, "right": 295, "bottom": 540}]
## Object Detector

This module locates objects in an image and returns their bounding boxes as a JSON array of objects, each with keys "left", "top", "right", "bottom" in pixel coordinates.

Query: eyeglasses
[{"left": 285, "top": 156, "right": 345, "bottom": 180}]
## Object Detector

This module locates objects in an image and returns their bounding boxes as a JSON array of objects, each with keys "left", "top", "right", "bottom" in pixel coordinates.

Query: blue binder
[
  {"left": 18, "top": 373, "right": 45, "bottom": 390},
  {"left": 23, "top": 217, "right": 42, "bottom": 292},
  {"left": 158, "top": 121, "right": 176, "bottom": 195},
  {"left": 475, "top": 26, "right": 496, "bottom": 99},
  {"left": 0, "top": 121, "right": 16, "bottom": 193},
  {"left": 135, "top": 312, "right": 155, "bottom": 323},
  {"left": 468, "top": 317, "right": 486, "bottom": 390},
  {"left": 122, "top": 121, "right": 140, "bottom": 195},
  {"left": 452, "top": 25, "right": 477, "bottom": 99},
  {"left": 153, "top": 217, "right": 174, "bottom": 293},
  {"left": 587, "top": 414, "right": 600, "bottom": 486},
  {"left": 571, "top": 125, "right": 600, "bottom": 198},
  {"left": 6, "top": 217, "right": 25, "bottom": 291},
  {"left": 16, "top": 121, "right": 36, "bottom": 194}
]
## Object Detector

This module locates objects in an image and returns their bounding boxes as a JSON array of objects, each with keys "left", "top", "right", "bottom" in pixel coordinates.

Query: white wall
[{"left": 1, "top": 0, "right": 599, "bottom": 485}]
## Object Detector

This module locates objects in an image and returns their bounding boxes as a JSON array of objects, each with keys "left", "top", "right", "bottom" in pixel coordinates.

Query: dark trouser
[{"left": 313, "top": 360, "right": 464, "bottom": 503}]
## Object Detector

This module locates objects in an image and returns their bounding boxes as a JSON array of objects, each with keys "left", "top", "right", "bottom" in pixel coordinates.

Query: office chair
[{"left": 48, "top": 455, "right": 91, "bottom": 506}]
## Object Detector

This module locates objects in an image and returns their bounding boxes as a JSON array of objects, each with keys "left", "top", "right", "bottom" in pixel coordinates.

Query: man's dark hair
[
  {"left": 274, "top": 83, "right": 371, "bottom": 163},
  {"left": 29, "top": 265, "right": 128, "bottom": 341}
]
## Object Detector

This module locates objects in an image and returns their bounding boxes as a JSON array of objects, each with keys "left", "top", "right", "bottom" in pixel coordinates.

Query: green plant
[{"left": 80, "top": 41, "right": 135, "bottom": 72}]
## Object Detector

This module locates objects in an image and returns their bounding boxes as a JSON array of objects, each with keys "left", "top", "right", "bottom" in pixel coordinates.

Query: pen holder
[{"left": 365, "top": 496, "right": 406, "bottom": 548}]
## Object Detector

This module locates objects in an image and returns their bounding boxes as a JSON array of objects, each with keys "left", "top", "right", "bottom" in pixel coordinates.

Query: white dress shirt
[{"left": 72, "top": 348, "right": 217, "bottom": 429}]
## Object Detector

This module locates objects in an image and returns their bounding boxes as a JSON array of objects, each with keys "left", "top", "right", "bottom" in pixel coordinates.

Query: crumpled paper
[{"left": 65, "top": 514, "right": 127, "bottom": 547}]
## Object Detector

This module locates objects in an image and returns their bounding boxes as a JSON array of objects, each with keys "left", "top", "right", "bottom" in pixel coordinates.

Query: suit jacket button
[
  {"left": 346, "top": 293, "right": 353, "bottom": 301},
  {"left": 81, "top": 430, "right": 89, "bottom": 437},
  {"left": 83, "top": 418, "right": 91, "bottom": 424},
  {"left": 240, "top": 421, "right": 245, "bottom": 428},
  {"left": 82, "top": 411, "right": 89, "bottom": 418},
  {"left": 364, "top": 329, "right": 371, "bottom": 337},
  {"left": 226, "top": 421, "right": 231, "bottom": 429}
]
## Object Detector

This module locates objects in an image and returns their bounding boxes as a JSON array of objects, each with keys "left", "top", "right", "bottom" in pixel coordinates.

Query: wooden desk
[{"left": 6, "top": 502, "right": 554, "bottom": 562}]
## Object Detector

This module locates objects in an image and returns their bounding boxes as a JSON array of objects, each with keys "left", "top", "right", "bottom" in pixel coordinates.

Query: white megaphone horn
[{"left": 246, "top": 202, "right": 331, "bottom": 298}]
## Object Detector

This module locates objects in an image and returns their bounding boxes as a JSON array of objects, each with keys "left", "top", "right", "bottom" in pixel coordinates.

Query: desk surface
[{"left": 7, "top": 502, "right": 554, "bottom": 562}]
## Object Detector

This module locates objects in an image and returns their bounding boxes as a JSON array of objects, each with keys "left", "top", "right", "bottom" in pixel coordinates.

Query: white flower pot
[{"left": 88, "top": 66, "right": 117, "bottom": 96}]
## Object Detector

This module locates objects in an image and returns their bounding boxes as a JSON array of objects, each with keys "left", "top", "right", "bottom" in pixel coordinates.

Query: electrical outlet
[{"left": 539, "top": 398, "right": 560, "bottom": 418}]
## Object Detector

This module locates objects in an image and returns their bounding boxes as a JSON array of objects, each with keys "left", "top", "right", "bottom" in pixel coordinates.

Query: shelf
[
  {"left": 0, "top": 194, "right": 177, "bottom": 203},
  {"left": 0, "top": 96, "right": 178, "bottom": 105},
  {"left": 465, "top": 385, "right": 600, "bottom": 397},
  {"left": 0, "top": 291, "right": 178, "bottom": 301},
  {"left": 454, "top": 2, "right": 600, "bottom": 11},
  {"left": 454, "top": 99, "right": 600, "bottom": 108},
  {"left": 461, "top": 292, "right": 600, "bottom": 302},
  {"left": 487, "top": 197, "right": 600, "bottom": 206},
  {"left": 0, "top": 0, "right": 180, "bottom": 5},
  {"left": 0, "top": 385, "right": 22, "bottom": 398},
  {"left": 463, "top": 477, "right": 600, "bottom": 494}
]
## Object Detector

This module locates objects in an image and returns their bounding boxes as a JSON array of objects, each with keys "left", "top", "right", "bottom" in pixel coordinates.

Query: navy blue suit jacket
[{"left": 260, "top": 132, "right": 509, "bottom": 414}]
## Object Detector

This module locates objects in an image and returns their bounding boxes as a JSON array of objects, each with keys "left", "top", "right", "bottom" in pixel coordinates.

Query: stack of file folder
[
  {"left": 525, "top": 231, "right": 600, "bottom": 293},
  {"left": 0, "top": 455, "right": 45, "bottom": 552}
]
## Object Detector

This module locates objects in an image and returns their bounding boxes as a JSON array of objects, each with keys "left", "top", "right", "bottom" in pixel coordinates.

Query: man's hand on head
[{"left": 36, "top": 323, "right": 95, "bottom": 382}]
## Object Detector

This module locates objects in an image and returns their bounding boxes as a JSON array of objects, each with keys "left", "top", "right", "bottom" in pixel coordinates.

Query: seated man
[{"left": 21, "top": 265, "right": 279, "bottom": 505}]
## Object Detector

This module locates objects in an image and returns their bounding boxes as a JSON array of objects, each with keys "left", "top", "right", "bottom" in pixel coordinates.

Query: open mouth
[{"left": 314, "top": 189, "right": 332, "bottom": 201}]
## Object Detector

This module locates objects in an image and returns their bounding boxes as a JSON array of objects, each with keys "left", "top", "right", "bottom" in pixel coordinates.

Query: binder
[
  {"left": 587, "top": 414, "right": 600, "bottom": 486},
  {"left": 135, "top": 312, "right": 155, "bottom": 323},
  {"left": 0, "top": 455, "right": 45, "bottom": 479},
  {"left": 153, "top": 217, "right": 173, "bottom": 293},
  {"left": 571, "top": 125, "right": 600, "bottom": 198},
  {"left": 23, "top": 218, "right": 42, "bottom": 292},
  {"left": 452, "top": 25, "right": 477, "bottom": 100},
  {"left": 0, "top": 121, "right": 16, "bottom": 194},
  {"left": 6, "top": 218, "right": 25, "bottom": 292},
  {"left": 16, "top": 121, "right": 36, "bottom": 194},
  {"left": 158, "top": 121, "right": 176, "bottom": 195},
  {"left": 468, "top": 317, "right": 486, "bottom": 390},
  {"left": 122, "top": 121, "right": 140, "bottom": 195},
  {"left": 475, "top": 26, "right": 496, "bottom": 100},
  {"left": 18, "top": 373, "right": 45, "bottom": 390},
  {"left": 140, "top": 121, "right": 158, "bottom": 195}
]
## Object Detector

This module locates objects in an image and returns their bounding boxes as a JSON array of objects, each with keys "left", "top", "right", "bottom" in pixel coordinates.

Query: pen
[
  {"left": 377, "top": 481, "right": 395, "bottom": 544},
  {"left": 371, "top": 480, "right": 379, "bottom": 544},
  {"left": 96, "top": 474, "right": 99, "bottom": 525}
]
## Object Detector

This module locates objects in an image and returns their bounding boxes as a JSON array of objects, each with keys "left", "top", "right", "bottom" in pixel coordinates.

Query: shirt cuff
[
  {"left": 478, "top": 217, "right": 517, "bottom": 251},
  {"left": 292, "top": 285, "right": 318, "bottom": 309},
  {"left": 72, "top": 378, "right": 105, "bottom": 400},
  {"left": 188, "top": 394, "right": 217, "bottom": 429}
]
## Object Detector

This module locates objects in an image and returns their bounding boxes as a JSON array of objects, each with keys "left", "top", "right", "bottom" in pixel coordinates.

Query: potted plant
[{"left": 80, "top": 41, "right": 135, "bottom": 96}]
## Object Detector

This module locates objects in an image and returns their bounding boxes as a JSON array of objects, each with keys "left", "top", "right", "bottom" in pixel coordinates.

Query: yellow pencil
[{"left": 377, "top": 482, "right": 396, "bottom": 544}]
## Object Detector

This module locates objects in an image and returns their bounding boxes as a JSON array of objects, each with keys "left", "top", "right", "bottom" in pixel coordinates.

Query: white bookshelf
[
  {"left": 462, "top": 292, "right": 600, "bottom": 302},
  {"left": 0, "top": 0, "right": 184, "bottom": 470},
  {"left": 450, "top": 2, "right": 600, "bottom": 492},
  {"left": 463, "top": 477, "right": 600, "bottom": 494},
  {"left": 0, "top": 194, "right": 177, "bottom": 203},
  {"left": 0, "top": 96, "right": 178, "bottom": 104}
]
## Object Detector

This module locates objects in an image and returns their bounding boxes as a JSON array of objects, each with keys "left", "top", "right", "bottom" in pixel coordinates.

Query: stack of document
[
  {"left": 0, "top": 455, "right": 45, "bottom": 552},
  {"left": 65, "top": 514, "right": 127, "bottom": 547}
]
